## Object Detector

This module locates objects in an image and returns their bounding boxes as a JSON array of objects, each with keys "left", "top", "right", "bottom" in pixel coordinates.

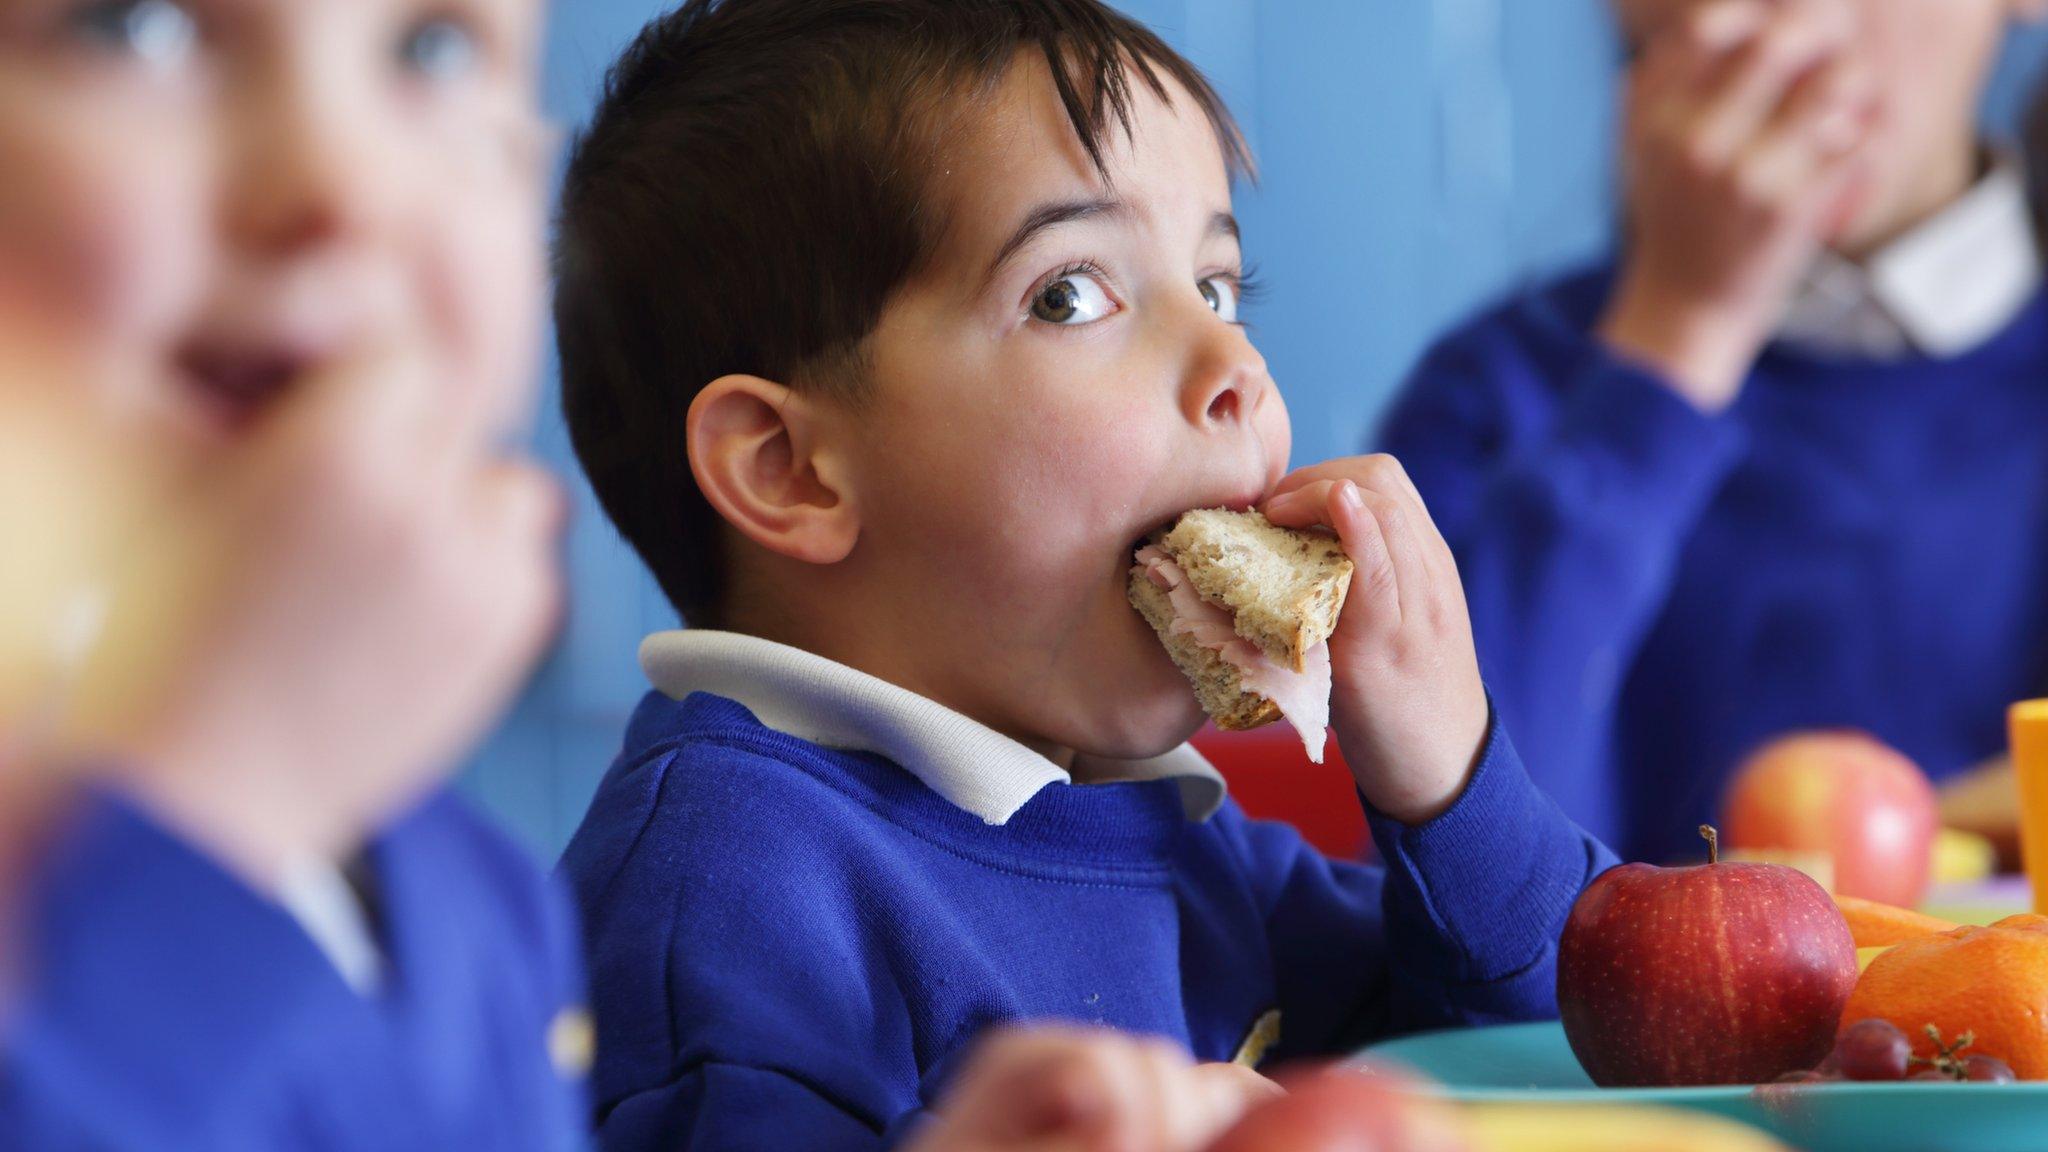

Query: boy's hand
[
  {"left": 115, "top": 345, "right": 564, "bottom": 891},
  {"left": 1600, "top": 0, "right": 1878, "bottom": 412},
  {"left": 1263, "top": 457, "right": 1487, "bottom": 826},
  {"left": 908, "top": 1029, "right": 1278, "bottom": 1152}
]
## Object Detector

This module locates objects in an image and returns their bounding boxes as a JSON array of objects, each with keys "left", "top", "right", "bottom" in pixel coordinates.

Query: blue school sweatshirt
[
  {"left": 561, "top": 689, "right": 1616, "bottom": 1152},
  {"left": 1378, "top": 267, "right": 2048, "bottom": 865},
  {"left": 4, "top": 788, "right": 592, "bottom": 1151}
]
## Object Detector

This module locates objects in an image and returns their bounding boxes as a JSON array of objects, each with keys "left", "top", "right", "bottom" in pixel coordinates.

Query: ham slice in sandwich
[{"left": 1128, "top": 509, "right": 1352, "bottom": 762}]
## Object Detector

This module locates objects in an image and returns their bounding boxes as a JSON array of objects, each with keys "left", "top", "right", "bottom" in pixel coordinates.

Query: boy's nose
[{"left": 1182, "top": 326, "right": 1272, "bottom": 432}]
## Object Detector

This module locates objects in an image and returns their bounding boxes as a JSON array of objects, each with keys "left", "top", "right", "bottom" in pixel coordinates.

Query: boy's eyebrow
[
  {"left": 979, "top": 202, "right": 1242, "bottom": 289},
  {"left": 982, "top": 197, "right": 1129, "bottom": 287}
]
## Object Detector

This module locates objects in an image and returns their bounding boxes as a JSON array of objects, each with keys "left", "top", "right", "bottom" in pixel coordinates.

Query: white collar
[
  {"left": 1779, "top": 154, "right": 2040, "bottom": 361},
  {"left": 638, "top": 630, "right": 1228, "bottom": 826},
  {"left": 276, "top": 857, "right": 383, "bottom": 997}
]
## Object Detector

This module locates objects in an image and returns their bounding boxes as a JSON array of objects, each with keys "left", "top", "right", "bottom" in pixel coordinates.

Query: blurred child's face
[
  {"left": 0, "top": 0, "right": 547, "bottom": 451},
  {"left": 1613, "top": 0, "right": 2024, "bottom": 252},
  {"left": 835, "top": 56, "right": 1289, "bottom": 764}
]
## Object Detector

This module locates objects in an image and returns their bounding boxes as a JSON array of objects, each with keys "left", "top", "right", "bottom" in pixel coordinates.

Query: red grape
[
  {"left": 1774, "top": 1070, "right": 1827, "bottom": 1084},
  {"left": 1908, "top": 1070, "right": 1949, "bottom": 1081},
  {"left": 1963, "top": 1055, "right": 2017, "bottom": 1084},
  {"left": 1837, "top": 1020, "right": 1912, "bottom": 1082}
]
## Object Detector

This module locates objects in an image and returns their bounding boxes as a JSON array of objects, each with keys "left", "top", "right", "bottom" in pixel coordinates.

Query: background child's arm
[{"left": 1599, "top": 0, "right": 1875, "bottom": 410}]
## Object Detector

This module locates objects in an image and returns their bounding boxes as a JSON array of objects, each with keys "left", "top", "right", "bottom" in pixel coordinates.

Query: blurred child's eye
[
  {"left": 1030, "top": 271, "right": 1115, "bottom": 326},
  {"left": 64, "top": 0, "right": 196, "bottom": 67},
  {"left": 1198, "top": 275, "right": 1240, "bottom": 324},
  {"left": 397, "top": 16, "right": 479, "bottom": 81}
]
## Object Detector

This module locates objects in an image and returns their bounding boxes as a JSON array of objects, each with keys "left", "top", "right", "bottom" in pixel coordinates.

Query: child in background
[
  {"left": 0, "top": 0, "right": 583, "bottom": 1144},
  {"left": 1379, "top": 0, "right": 2048, "bottom": 864},
  {"left": 553, "top": 1, "right": 1618, "bottom": 1148}
]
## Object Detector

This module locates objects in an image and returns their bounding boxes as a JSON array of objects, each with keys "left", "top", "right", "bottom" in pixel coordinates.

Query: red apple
[
  {"left": 1721, "top": 730, "right": 1938, "bottom": 908},
  {"left": 1204, "top": 1066, "right": 1468, "bottom": 1152},
  {"left": 1557, "top": 827, "right": 1859, "bottom": 1087}
]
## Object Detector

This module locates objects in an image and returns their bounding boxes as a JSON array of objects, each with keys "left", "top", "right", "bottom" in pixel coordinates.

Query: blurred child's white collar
[
  {"left": 638, "top": 629, "right": 1227, "bottom": 826},
  {"left": 1780, "top": 152, "right": 2039, "bottom": 361}
]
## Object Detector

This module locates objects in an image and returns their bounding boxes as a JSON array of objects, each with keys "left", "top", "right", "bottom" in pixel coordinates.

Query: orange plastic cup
[{"left": 2013, "top": 700, "right": 2048, "bottom": 914}]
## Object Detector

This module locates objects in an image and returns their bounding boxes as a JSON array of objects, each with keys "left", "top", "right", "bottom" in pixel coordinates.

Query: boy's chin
[{"left": 1076, "top": 691, "right": 1210, "bottom": 762}]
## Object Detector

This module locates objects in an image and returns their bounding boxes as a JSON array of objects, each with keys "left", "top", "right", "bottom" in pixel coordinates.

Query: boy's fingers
[
  {"left": 1328, "top": 482, "right": 1401, "bottom": 642},
  {"left": 1264, "top": 458, "right": 1462, "bottom": 618},
  {"left": 1261, "top": 477, "right": 1346, "bottom": 532},
  {"left": 1355, "top": 486, "right": 1432, "bottom": 632}
]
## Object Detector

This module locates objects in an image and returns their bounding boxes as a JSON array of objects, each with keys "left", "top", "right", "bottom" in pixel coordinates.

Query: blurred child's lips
[{"left": 174, "top": 344, "right": 311, "bottom": 429}]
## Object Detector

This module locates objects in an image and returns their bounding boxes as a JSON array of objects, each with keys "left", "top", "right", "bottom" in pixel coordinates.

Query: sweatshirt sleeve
[
  {"left": 1377, "top": 316, "right": 1747, "bottom": 841},
  {"left": 1224, "top": 709, "right": 1618, "bottom": 1058}
]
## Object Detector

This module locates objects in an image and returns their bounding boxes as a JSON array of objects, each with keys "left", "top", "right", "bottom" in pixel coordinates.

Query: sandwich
[{"left": 1128, "top": 509, "right": 1352, "bottom": 762}]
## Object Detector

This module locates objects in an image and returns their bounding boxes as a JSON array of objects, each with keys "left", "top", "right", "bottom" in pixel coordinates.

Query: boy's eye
[
  {"left": 64, "top": 0, "right": 196, "bottom": 67},
  {"left": 1199, "top": 276, "right": 1240, "bottom": 324},
  {"left": 397, "top": 16, "right": 480, "bottom": 81},
  {"left": 1030, "top": 272, "right": 1115, "bottom": 326}
]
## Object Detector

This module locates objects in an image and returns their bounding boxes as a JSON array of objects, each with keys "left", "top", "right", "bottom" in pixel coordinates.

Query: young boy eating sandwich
[{"left": 553, "top": 1, "right": 1621, "bottom": 1147}]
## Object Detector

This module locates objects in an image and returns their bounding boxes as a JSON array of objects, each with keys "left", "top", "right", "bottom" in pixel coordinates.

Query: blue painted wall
[{"left": 462, "top": 2, "right": 2048, "bottom": 859}]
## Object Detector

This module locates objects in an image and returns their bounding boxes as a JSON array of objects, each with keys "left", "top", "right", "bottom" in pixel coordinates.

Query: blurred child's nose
[{"left": 222, "top": 67, "right": 395, "bottom": 257}]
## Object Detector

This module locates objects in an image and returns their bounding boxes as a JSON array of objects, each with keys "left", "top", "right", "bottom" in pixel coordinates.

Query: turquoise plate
[{"left": 1358, "top": 1022, "right": 2048, "bottom": 1152}]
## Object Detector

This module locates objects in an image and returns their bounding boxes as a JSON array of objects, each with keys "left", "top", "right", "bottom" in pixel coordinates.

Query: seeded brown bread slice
[
  {"left": 1127, "top": 570, "right": 1282, "bottom": 731},
  {"left": 1158, "top": 509, "right": 1352, "bottom": 672}
]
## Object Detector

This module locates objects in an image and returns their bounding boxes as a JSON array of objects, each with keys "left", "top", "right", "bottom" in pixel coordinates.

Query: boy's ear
[{"left": 687, "top": 375, "right": 858, "bottom": 566}]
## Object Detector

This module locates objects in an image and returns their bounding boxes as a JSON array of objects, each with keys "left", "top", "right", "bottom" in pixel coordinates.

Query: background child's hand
[
  {"left": 909, "top": 1029, "right": 1279, "bottom": 1152},
  {"left": 1263, "top": 456, "right": 1488, "bottom": 825},
  {"left": 113, "top": 345, "right": 564, "bottom": 891},
  {"left": 1599, "top": 0, "right": 1877, "bottom": 411}
]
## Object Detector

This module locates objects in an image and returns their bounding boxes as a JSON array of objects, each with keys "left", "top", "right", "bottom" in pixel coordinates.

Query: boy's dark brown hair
[{"left": 553, "top": 0, "right": 1251, "bottom": 625}]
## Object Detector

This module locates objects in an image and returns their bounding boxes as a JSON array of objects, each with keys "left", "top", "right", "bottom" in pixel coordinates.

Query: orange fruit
[
  {"left": 1832, "top": 894, "right": 1959, "bottom": 949},
  {"left": 1840, "top": 914, "right": 2048, "bottom": 1079}
]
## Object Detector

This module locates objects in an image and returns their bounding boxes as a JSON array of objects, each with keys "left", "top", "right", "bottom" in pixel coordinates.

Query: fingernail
[{"left": 1338, "top": 480, "right": 1365, "bottom": 518}]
